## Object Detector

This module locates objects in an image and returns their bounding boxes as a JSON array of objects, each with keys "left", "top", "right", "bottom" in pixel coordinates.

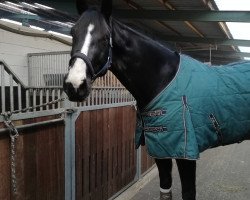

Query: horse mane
[{"left": 112, "top": 19, "right": 175, "bottom": 54}]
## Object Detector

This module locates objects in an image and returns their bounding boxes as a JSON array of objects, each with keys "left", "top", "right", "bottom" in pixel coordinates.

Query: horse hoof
[{"left": 160, "top": 191, "right": 172, "bottom": 200}]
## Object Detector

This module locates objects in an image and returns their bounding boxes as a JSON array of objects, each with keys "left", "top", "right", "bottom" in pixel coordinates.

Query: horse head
[{"left": 63, "top": 0, "right": 113, "bottom": 102}]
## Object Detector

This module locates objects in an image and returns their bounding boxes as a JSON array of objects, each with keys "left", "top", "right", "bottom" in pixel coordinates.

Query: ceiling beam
[
  {"left": 187, "top": 50, "right": 250, "bottom": 58},
  {"left": 114, "top": 10, "right": 250, "bottom": 22},
  {"left": 158, "top": 35, "right": 250, "bottom": 47}
]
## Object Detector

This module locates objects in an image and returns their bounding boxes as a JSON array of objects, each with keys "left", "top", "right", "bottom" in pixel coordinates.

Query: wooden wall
[
  {"left": 0, "top": 115, "right": 65, "bottom": 200},
  {"left": 0, "top": 106, "right": 155, "bottom": 200},
  {"left": 75, "top": 106, "right": 137, "bottom": 200}
]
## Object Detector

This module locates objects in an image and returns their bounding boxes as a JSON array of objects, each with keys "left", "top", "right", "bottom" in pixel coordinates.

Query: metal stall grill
[{"left": 28, "top": 52, "right": 70, "bottom": 87}]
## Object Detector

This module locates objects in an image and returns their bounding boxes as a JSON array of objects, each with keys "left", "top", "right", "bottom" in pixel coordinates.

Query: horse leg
[
  {"left": 155, "top": 158, "right": 173, "bottom": 200},
  {"left": 176, "top": 159, "right": 196, "bottom": 200}
]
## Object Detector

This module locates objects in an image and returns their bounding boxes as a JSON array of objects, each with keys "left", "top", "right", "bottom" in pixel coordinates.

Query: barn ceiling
[{"left": 1, "top": 0, "right": 250, "bottom": 65}]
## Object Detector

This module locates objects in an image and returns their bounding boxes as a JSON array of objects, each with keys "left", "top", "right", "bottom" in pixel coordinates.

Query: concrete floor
[{"left": 130, "top": 141, "right": 250, "bottom": 200}]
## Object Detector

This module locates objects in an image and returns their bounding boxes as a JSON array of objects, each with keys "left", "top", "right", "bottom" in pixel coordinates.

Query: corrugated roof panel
[{"left": 191, "top": 22, "right": 227, "bottom": 38}]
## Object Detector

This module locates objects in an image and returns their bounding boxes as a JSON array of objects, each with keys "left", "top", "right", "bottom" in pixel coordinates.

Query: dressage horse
[{"left": 63, "top": 1, "right": 250, "bottom": 200}]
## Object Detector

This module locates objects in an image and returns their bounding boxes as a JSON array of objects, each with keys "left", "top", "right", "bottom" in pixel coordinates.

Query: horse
[{"left": 63, "top": 1, "right": 250, "bottom": 200}]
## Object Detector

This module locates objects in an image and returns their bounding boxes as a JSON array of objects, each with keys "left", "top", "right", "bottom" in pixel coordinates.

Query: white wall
[{"left": 0, "top": 21, "right": 71, "bottom": 85}]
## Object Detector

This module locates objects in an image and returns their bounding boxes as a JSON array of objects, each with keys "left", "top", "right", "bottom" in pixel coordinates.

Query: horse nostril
[{"left": 63, "top": 80, "right": 72, "bottom": 95}]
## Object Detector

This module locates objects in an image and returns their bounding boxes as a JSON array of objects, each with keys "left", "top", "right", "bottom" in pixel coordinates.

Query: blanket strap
[
  {"left": 209, "top": 114, "right": 223, "bottom": 145},
  {"left": 141, "top": 109, "right": 167, "bottom": 117}
]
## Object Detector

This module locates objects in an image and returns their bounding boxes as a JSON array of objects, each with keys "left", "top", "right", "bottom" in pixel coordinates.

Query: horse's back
[
  {"left": 135, "top": 55, "right": 250, "bottom": 160},
  {"left": 184, "top": 56, "right": 250, "bottom": 149}
]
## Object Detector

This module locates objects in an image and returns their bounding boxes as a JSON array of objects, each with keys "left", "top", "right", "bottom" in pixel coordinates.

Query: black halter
[{"left": 69, "top": 20, "right": 113, "bottom": 81}]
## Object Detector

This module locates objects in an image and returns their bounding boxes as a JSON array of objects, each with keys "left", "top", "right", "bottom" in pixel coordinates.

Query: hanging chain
[
  {"left": 3, "top": 113, "right": 19, "bottom": 195},
  {"left": 10, "top": 132, "right": 18, "bottom": 195},
  {"left": 0, "top": 96, "right": 67, "bottom": 117}
]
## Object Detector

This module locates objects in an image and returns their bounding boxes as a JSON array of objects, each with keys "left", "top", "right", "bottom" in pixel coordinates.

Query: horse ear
[
  {"left": 76, "top": 0, "right": 88, "bottom": 15},
  {"left": 101, "top": 0, "right": 112, "bottom": 21}
]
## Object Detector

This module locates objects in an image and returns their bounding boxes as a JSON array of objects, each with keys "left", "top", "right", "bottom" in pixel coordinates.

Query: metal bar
[
  {"left": 18, "top": 83, "right": 22, "bottom": 111},
  {"left": 158, "top": 35, "right": 250, "bottom": 47},
  {"left": 0, "top": 109, "right": 65, "bottom": 122},
  {"left": 28, "top": 86, "right": 63, "bottom": 89},
  {"left": 46, "top": 89, "right": 49, "bottom": 110},
  {"left": 26, "top": 89, "right": 29, "bottom": 111},
  {"left": 57, "top": 89, "right": 61, "bottom": 108},
  {"left": 40, "top": 89, "right": 43, "bottom": 111},
  {"left": 114, "top": 10, "right": 250, "bottom": 22},
  {"left": 52, "top": 89, "right": 55, "bottom": 109},
  {"left": 27, "top": 51, "right": 70, "bottom": 57},
  {"left": 98, "top": 89, "right": 101, "bottom": 105},
  {"left": 33, "top": 89, "right": 36, "bottom": 112},
  {"left": 187, "top": 50, "right": 250, "bottom": 58},
  {"left": 135, "top": 147, "right": 142, "bottom": 180},
  {"left": 64, "top": 99, "right": 77, "bottom": 200},
  {"left": 0, "top": 61, "right": 26, "bottom": 88},
  {"left": 9, "top": 74, "right": 14, "bottom": 112},
  {"left": 28, "top": 54, "right": 31, "bottom": 87},
  {"left": 0, "top": 118, "right": 64, "bottom": 135},
  {"left": 38, "top": 56, "right": 41, "bottom": 87},
  {"left": 91, "top": 90, "right": 94, "bottom": 105},
  {"left": 1, "top": 64, "right": 6, "bottom": 113},
  {"left": 75, "top": 101, "right": 136, "bottom": 113}
]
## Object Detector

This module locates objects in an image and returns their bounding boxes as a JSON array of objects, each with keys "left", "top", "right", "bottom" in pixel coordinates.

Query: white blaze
[{"left": 66, "top": 24, "right": 95, "bottom": 89}]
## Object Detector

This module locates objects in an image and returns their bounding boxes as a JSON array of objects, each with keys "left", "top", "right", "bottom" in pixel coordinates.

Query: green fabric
[{"left": 136, "top": 55, "right": 250, "bottom": 160}]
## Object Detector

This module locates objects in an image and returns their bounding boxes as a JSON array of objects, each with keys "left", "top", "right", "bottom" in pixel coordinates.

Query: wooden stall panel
[
  {"left": 141, "top": 146, "right": 155, "bottom": 175},
  {"left": 0, "top": 116, "right": 65, "bottom": 200},
  {"left": 0, "top": 134, "right": 11, "bottom": 200},
  {"left": 76, "top": 106, "right": 137, "bottom": 200}
]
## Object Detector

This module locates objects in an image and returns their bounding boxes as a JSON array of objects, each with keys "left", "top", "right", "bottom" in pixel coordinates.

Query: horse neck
[{"left": 110, "top": 20, "right": 180, "bottom": 110}]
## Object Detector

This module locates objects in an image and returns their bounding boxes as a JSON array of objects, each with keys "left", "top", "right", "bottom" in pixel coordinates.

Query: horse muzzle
[{"left": 63, "top": 76, "right": 91, "bottom": 102}]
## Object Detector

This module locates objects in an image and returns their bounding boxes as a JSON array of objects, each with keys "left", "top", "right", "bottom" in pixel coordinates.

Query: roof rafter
[
  {"left": 114, "top": 10, "right": 250, "bottom": 22},
  {"left": 159, "top": 35, "right": 250, "bottom": 47}
]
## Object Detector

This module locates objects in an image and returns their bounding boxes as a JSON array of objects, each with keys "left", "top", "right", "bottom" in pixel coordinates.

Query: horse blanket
[{"left": 135, "top": 54, "right": 250, "bottom": 160}]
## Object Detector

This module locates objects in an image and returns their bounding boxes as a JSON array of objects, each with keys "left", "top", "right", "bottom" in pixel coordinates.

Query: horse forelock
[{"left": 66, "top": 9, "right": 111, "bottom": 90}]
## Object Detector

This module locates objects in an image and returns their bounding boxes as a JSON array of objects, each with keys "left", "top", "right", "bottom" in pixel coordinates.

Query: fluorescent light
[
  {"left": 34, "top": 3, "right": 54, "bottom": 10},
  {"left": 0, "top": 2, "right": 36, "bottom": 15},
  {"left": 5, "top": 1, "right": 23, "bottom": 8},
  {"left": 30, "top": 25, "right": 45, "bottom": 31},
  {"left": 21, "top": 2, "right": 39, "bottom": 9},
  {"left": 48, "top": 31, "right": 72, "bottom": 39},
  {"left": 0, "top": 18, "right": 22, "bottom": 26}
]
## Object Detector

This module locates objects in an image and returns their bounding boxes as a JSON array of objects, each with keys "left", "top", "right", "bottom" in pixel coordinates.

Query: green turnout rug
[{"left": 136, "top": 55, "right": 250, "bottom": 159}]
